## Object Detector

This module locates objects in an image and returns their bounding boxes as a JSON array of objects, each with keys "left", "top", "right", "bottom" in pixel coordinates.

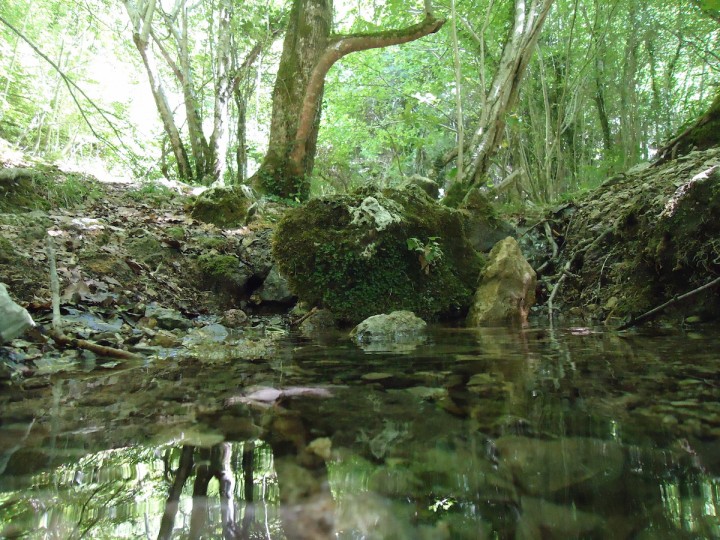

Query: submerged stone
[
  {"left": 467, "top": 237, "right": 536, "bottom": 326},
  {"left": 350, "top": 311, "right": 427, "bottom": 345},
  {"left": 495, "top": 436, "right": 624, "bottom": 495},
  {"left": 0, "top": 283, "right": 35, "bottom": 343}
]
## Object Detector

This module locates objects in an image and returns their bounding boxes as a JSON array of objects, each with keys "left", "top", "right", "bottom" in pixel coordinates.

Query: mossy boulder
[
  {"left": 273, "top": 185, "right": 484, "bottom": 324},
  {"left": 197, "top": 252, "right": 252, "bottom": 291},
  {"left": 460, "top": 188, "right": 517, "bottom": 252},
  {"left": 188, "top": 186, "right": 251, "bottom": 228}
]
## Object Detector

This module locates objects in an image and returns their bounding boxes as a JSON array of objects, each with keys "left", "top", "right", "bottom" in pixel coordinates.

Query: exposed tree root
[{"left": 547, "top": 228, "right": 613, "bottom": 319}]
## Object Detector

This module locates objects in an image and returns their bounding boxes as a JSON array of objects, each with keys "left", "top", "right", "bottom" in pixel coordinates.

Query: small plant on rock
[{"left": 407, "top": 236, "right": 443, "bottom": 274}]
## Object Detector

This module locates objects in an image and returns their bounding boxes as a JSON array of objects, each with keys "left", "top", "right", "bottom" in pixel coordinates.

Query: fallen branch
[
  {"left": 291, "top": 306, "right": 318, "bottom": 327},
  {"left": 48, "top": 330, "right": 142, "bottom": 361},
  {"left": 617, "top": 275, "right": 720, "bottom": 330}
]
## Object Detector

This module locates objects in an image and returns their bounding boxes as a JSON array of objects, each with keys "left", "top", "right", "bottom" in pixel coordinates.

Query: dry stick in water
[
  {"left": 617, "top": 275, "right": 720, "bottom": 330},
  {"left": 46, "top": 232, "right": 142, "bottom": 361}
]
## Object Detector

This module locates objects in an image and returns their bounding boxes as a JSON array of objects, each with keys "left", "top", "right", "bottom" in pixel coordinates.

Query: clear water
[{"left": 1, "top": 325, "right": 719, "bottom": 539}]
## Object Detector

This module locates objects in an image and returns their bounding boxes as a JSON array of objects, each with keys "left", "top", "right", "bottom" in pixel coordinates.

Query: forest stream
[
  {"left": 3, "top": 0, "right": 720, "bottom": 536},
  {"left": 2, "top": 324, "right": 720, "bottom": 539}
]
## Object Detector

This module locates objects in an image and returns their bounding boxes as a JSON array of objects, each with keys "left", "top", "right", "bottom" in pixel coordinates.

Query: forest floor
[
  {"left": 0, "top": 148, "right": 295, "bottom": 382},
  {"left": 527, "top": 146, "right": 720, "bottom": 328},
  {"left": 2, "top": 143, "right": 720, "bottom": 383}
]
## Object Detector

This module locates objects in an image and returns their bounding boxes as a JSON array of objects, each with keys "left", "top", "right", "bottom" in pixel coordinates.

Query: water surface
[{"left": 1, "top": 324, "right": 719, "bottom": 539}]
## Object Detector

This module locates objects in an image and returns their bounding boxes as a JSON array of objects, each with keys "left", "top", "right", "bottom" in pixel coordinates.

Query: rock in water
[
  {"left": 350, "top": 311, "right": 426, "bottom": 344},
  {"left": 467, "top": 237, "right": 536, "bottom": 325},
  {"left": 259, "top": 266, "right": 295, "bottom": 304},
  {"left": 0, "top": 283, "right": 35, "bottom": 343}
]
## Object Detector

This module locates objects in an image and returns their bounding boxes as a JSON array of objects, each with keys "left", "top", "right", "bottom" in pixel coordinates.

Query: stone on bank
[
  {"left": 0, "top": 283, "right": 35, "bottom": 343},
  {"left": 467, "top": 237, "right": 536, "bottom": 325}
]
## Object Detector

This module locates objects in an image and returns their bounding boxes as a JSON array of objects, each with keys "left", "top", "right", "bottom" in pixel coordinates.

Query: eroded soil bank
[{"left": 526, "top": 147, "right": 720, "bottom": 327}]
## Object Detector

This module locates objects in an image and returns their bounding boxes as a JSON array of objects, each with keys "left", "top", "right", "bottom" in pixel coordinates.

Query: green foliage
[
  {"left": 407, "top": 236, "right": 443, "bottom": 274},
  {"left": 123, "top": 183, "right": 176, "bottom": 206},
  {"left": 0, "top": 169, "right": 102, "bottom": 212},
  {"left": 256, "top": 166, "right": 309, "bottom": 203}
]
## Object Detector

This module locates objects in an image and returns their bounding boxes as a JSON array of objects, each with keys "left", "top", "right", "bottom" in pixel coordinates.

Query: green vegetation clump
[
  {"left": 196, "top": 252, "right": 249, "bottom": 288},
  {"left": 188, "top": 186, "right": 251, "bottom": 228},
  {"left": 273, "top": 185, "right": 484, "bottom": 324},
  {"left": 0, "top": 169, "right": 102, "bottom": 212},
  {"left": 124, "top": 183, "right": 177, "bottom": 206},
  {"left": 195, "top": 235, "right": 227, "bottom": 250}
]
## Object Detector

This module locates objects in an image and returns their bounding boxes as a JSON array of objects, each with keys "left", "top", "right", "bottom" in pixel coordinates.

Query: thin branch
[
  {"left": 617, "top": 275, "right": 720, "bottom": 330},
  {"left": 0, "top": 14, "right": 128, "bottom": 155}
]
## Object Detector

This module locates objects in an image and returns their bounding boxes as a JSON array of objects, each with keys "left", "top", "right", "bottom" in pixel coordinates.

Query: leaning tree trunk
[
  {"left": 460, "top": 0, "right": 554, "bottom": 195},
  {"left": 123, "top": 0, "right": 193, "bottom": 182},
  {"left": 252, "top": 0, "right": 445, "bottom": 200}
]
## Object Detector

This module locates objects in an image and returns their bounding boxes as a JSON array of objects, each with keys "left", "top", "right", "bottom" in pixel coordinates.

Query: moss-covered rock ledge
[{"left": 272, "top": 185, "right": 484, "bottom": 324}]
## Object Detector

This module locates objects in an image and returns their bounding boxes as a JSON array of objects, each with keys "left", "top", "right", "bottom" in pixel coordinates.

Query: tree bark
[
  {"left": 254, "top": 0, "right": 445, "bottom": 200},
  {"left": 461, "top": 0, "right": 554, "bottom": 192},
  {"left": 123, "top": 0, "right": 193, "bottom": 182}
]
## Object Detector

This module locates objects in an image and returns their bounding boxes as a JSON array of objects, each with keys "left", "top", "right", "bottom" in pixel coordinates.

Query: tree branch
[
  {"left": 288, "top": 15, "right": 446, "bottom": 169},
  {"left": 0, "top": 14, "right": 128, "bottom": 156}
]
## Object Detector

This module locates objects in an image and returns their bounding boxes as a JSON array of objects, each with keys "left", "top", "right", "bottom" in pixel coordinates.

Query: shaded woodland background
[{"left": 0, "top": 0, "right": 718, "bottom": 203}]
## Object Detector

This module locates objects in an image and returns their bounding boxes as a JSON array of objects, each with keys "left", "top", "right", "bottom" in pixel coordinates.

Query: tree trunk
[
  {"left": 253, "top": 0, "right": 445, "bottom": 200},
  {"left": 460, "top": 0, "right": 554, "bottom": 194},
  {"left": 123, "top": 0, "right": 193, "bottom": 182}
]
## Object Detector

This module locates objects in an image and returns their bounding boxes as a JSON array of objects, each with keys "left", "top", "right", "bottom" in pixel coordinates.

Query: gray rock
[
  {"left": 259, "top": 266, "right": 295, "bottom": 304},
  {"left": 144, "top": 304, "right": 192, "bottom": 330},
  {"left": 467, "top": 237, "right": 536, "bottom": 326},
  {"left": 0, "top": 283, "right": 35, "bottom": 343},
  {"left": 349, "top": 196, "right": 402, "bottom": 231},
  {"left": 350, "top": 311, "right": 426, "bottom": 345},
  {"left": 464, "top": 217, "right": 516, "bottom": 252},
  {"left": 407, "top": 175, "right": 440, "bottom": 199},
  {"left": 299, "top": 309, "right": 336, "bottom": 337}
]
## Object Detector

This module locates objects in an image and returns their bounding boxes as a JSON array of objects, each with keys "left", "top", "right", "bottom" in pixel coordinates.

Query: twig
[
  {"left": 543, "top": 221, "right": 558, "bottom": 258},
  {"left": 548, "top": 261, "right": 570, "bottom": 316},
  {"left": 46, "top": 234, "right": 62, "bottom": 332},
  {"left": 547, "top": 228, "right": 613, "bottom": 318},
  {"left": 291, "top": 306, "right": 318, "bottom": 327},
  {"left": 617, "top": 275, "right": 720, "bottom": 330}
]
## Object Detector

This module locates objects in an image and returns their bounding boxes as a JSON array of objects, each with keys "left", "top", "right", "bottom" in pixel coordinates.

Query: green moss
[
  {"left": 273, "top": 188, "right": 484, "bottom": 324},
  {"left": 0, "top": 236, "right": 15, "bottom": 264},
  {"left": 195, "top": 236, "right": 227, "bottom": 250},
  {"left": 197, "top": 252, "right": 249, "bottom": 289},
  {"left": 166, "top": 227, "right": 186, "bottom": 241},
  {"left": 188, "top": 186, "right": 251, "bottom": 228},
  {"left": 127, "top": 236, "right": 166, "bottom": 266}
]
